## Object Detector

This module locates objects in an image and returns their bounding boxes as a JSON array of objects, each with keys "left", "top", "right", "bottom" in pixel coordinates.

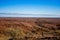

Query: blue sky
[{"left": 0, "top": 0, "right": 60, "bottom": 17}]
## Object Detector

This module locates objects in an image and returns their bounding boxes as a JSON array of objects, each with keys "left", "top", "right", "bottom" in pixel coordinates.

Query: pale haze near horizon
[{"left": 0, "top": 0, "right": 60, "bottom": 17}]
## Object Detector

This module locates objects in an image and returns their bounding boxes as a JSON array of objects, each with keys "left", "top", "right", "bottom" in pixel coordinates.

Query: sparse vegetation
[
  {"left": 0, "top": 18, "right": 60, "bottom": 40},
  {"left": 56, "top": 24, "right": 60, "bottom": 30}
]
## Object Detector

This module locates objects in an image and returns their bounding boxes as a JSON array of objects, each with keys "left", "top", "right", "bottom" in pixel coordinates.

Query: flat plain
[{"left": 0, "top": 17, "right": 60, "bottom": 40}]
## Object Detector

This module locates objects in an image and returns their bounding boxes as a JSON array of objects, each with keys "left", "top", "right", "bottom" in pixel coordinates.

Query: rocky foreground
[{"left": 0, "top": 18, "right": 60, "bottom": 40}]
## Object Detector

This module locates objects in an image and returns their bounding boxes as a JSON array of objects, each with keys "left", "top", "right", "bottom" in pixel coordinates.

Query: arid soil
[{"left": 0, "top": 17, "right": 60, "bottom": 40}]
